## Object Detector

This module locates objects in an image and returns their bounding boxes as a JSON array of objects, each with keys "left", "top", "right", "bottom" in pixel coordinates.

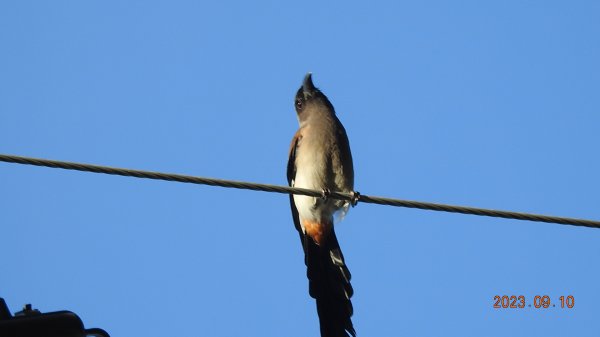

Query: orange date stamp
[{"left": 493, "top": 295, "right": 574, "bottom": 309}]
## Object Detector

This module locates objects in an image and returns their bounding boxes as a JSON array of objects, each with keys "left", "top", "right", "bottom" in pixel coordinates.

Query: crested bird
[{"left": 287, "top": 73, "right": 356, "bottom": 337}]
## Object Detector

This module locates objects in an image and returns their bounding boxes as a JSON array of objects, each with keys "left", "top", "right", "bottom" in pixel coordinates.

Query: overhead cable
[{"left": 1, "top": 153, "right": 598, "bottom": 229}]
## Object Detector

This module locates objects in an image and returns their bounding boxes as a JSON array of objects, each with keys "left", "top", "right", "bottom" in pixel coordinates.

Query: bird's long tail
[{"left": 305, "top": 230, "right": 355, "bottom": 337}]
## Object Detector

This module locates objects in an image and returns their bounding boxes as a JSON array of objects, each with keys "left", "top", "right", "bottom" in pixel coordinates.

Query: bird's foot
[
  {"left": 321, "top": 188, "right": 331, "bottom": 200},
  {"left": 350, "top": 191, "right": 361, "bottom": 207}
]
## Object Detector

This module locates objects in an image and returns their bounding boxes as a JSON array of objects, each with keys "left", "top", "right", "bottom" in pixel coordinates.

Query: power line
[{"left": 1, "top": 153, "right": 598, "bottom": 229}]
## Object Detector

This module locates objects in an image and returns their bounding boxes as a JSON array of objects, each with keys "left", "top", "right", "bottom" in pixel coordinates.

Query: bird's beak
[{"left": 302, "top": 72, "right": 315, "bottom": 94}]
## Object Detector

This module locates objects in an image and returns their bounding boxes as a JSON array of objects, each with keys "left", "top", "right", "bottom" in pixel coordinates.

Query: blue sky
[{"left": 1, "top": 1, "right": 599, "bottom": 336}]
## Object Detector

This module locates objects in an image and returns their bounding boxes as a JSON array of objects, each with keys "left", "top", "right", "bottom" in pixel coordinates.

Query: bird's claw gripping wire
[
  {"left": 321, "top": 188, "right": 331, "bottom": 200},
  {"left": 350, "top": 191, "right": 361, "bottom": 207}
]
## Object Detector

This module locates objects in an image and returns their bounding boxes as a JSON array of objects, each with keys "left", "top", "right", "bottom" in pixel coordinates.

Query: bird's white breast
[{"left": 292, "top": 133, "right": 341, "bottom": 225}]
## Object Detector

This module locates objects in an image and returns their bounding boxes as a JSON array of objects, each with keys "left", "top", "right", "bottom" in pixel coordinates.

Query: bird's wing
[{"left": 287, "top": 130, "right": 304, "bottom": 242}]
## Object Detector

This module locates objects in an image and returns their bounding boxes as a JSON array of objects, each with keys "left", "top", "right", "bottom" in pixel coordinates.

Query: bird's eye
[{"left": 295, "top": 99, "right": 303, "bottom": 110}]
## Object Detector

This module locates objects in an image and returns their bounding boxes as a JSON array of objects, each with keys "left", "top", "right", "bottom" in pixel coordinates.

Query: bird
[{"left": 287, "top": 73, "right": 356, "bottom": 337}]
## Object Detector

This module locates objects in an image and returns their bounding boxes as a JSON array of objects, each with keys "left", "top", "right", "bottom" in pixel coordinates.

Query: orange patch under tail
[{"left": 302, "top": 219, "right": 332, "bottom": 246}]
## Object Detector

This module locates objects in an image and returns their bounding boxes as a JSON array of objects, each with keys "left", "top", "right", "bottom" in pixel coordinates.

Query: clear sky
[{"left": 1, "top": 1, "right": 599, "bottom": 336}]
